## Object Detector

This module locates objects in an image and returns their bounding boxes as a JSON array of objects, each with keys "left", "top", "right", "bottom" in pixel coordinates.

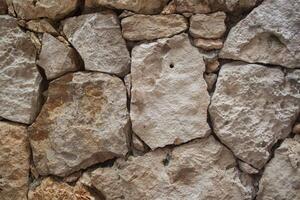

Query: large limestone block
[
  {"left": 131, "top": 34, "right": 210, "bottom": 149},
  {"left": 220, "top": 0, "right": 300, "bottom": 68},
  {"left": 210, "top": 62, "right": 300, "bottom": 169},
  {"left": 62, "top": 12, "right": 130, "bottom": 76},
  {"left": 6, "top": 0, "right": 79, "bottom": 20},
  {"left": 0, "top": 122, "right": 30, "bottom": 200},
  {"left": 257, "top": 135, "right": 300, "bottom": 200},
  {"left": 29, "top": 72, "right": 129, "bottom": 177},
  {"left": 89, "top": 136, "right": 254, "bottom": 200},
  {"left": 121, "top": 14, "right": 188, "bottom": 41},
  {"left": 0, "top": 15, "right": 42, "bottom": 124},
  {"left": 37, "top": 33, "right": 80, "bottom": 80}
]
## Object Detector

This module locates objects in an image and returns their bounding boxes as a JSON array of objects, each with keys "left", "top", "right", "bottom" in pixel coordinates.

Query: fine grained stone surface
[
  {"left": 190, "top": 12, "right": 226, "bottom": 39},
  {"left": 131, "top": 34, "right": 210, "bottom": 149},
  {"left": 89, "top": 136, "right": 254, "bottom": 200},
  {"left": 28, "top": 177, "right": 96, "bottom": 200},
  {"left": 210, "top": 62, "right": 300, "bottom": 169},
  {"left": 29, "top": 72, "right": 129, "bottom": 177},
  {"left": 121, "top": 14, "right": 188, "bottom": 41},
  {"left": 62, "top": 12, "right": 130, "bottom": 76},
  {"left": 0, "top": 122, "right": 30, "bottom": 200},
  {"left": 37, "top": 33, "right": 80, "bottom": 80},
  {"left": 6, "top": 0, "right": 79, "bottom": 20},
  {"left": 257, "top": 135, "right": 300, "bottom": 200},
  {"left": 0, "top": 15, "right": 42, "bottom": 124},
  {"left": 91, "top": 0, "right": 168, "bottom": 14},
  {"left": 220, "top": 0, "right": 300, "bottom": 68}
]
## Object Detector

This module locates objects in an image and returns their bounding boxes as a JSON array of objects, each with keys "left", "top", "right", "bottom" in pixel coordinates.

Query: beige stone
[
  {"left": 37, "top": 33, "right": 80, "bottom": 80},
  {"left": 193, "top": 38, "right": 223, "bottom": 50},
  {"left": 124, "top": 74, "right": 131, "bottom": 97},
  {"left": 62, "top": 12, "right": 130, "bottom": 76},
  {"left": 0, "top": 122, "right": 30, "bottom": 200},
  {"left": 131, "top": 34, "right": 210, "bottom": 149},
  {"left": 29, "top": 72, "right": 129, "bottom": 177},
  {"left": 204, "top": 73, "right": 217, "bottom": 92},
  {"left": 210, "top": 63, "right": 300, "bottom": 169},
  {"left": 293, "top": 124, "right": 300, "bottom": 135},
  {"left": 25, "top": 19, "right": 58, "bottom": 36},
  {"left": 238, "top": 161, "right": 259, "bottom": 175},
  {"left": 121, "top": 14, "right": 188, "bottom": 41},
  {"left": 190, "top": 12, "right": 226, "bottom": 39},
  {"left": 0, "top": 15, "right": 42, "bottom": 124}
]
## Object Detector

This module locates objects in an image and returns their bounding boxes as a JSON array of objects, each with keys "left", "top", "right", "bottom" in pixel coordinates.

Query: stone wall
[{"left": 0, "top": 0, "right": 299, "bottom": 200}]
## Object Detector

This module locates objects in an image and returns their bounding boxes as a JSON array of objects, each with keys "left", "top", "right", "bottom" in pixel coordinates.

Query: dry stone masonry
[{"left": 0, "top": 0, "right": 299, "bottom": 199}]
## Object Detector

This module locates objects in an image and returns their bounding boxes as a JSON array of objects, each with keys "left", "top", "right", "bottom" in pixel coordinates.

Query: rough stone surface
[
  {"left": 37, "top": 33, "right": 80, "bottom": 80},
  {"left": 90, "top": 136, "right": 254, "bottom": 200},
  {"left": 190, "top": 12, "right": 226, "bottom": 39},
  {"left": 62, "top": 12, "right": 130, "bottom": 76},
  {"left": 0, "top": 0, "right": 7, "bottom": 14},
  {"left": 238, "top": 161, "right": 259, "bottom": 175},
  {"left": 92, "top": 0, "right": 168, "bottom": 14},
  {"left": 0, "top": 122, "right": 30, "bottom": 200},
  {"left": 193, "top": 38, "right": 223, "bottom": 50},
  {"left": 257, "top": 135, "right": 300, "bottom": 200},
  {"left": 131, "top": 34, "right": 210, "bottom": 149},
  {"left": 121, "top": 14, "right": 188, "bottom": 41},
  {"left": 0, "top": 15, "right": 42, "bottom": 124},
  {"left": 6, "top": 0, "right": 79, "bottom": 20},
  {"left": 210, "top": 62, "right": 300, "bottom": 169},
  {"left": 204, "top": 73, "right": 217, "bottom": 92},
  {"left": 220, "top": 0, "right": 300, "bottom": 69},
  {"left": 28, "top": 177, "right": 96, "bottom": 200},
  {"left": 29, "top": 72, "right": 129, "bottom": 177},
  {"left": 23, "top": 19, "right": 58, "bottom": 35},
  {"left": 124, "top": 74, "right": 131, "bottom": 97}
]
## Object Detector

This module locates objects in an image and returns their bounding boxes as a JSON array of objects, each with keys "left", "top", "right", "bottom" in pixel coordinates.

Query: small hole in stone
[{"left": 169, "top": 63, "right": 174, "bottom": 68}]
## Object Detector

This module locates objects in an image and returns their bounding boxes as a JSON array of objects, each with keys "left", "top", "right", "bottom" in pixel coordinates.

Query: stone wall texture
[{"left": 0, "top": 0, "right": 299, "bottom": 199}]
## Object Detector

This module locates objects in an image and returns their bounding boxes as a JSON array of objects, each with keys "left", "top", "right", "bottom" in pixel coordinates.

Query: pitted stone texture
[
  {"left": 190, "top": 12, "right": 226, "bottom": 39},
  {"left": 220, "top": 0, "right": 300, "bottom": 69},
  {"left": 121, "top": 14, "right": 188, "bottom": 41},
  {"left": 37, "top": 33, "right": 80, "bottom": 80},
  {"left": 90, "top": 0, "right": 168, "bottom": 14},
  {"left": 6, "top": 0, "right": 79, "bottom": 20},
  {"left": 257, "top": 135, "right": 300, "bottom": 200},
  {"left": 62, "top": 12, "right": 130, "bottom": 76},
  {"left": 28, "top": 177, "right": 96, "bottom": 200},
  {"left": 0, "top": 15, "right": 42, "bottom": 124},
  {"left": 131, "top": 34, "right": 210, "bottom": 149},
  {"left": 29, "top": 72, "right": 129, "bottom": 177},
  {"left": 90, "top": 136, "right": 254, "bottom": 200},
  {"left": 210, "top": 63, "right": 300, "bottom": 169},
  {"left": 0, "top": 122, "right": 30, "bottom": 200}
]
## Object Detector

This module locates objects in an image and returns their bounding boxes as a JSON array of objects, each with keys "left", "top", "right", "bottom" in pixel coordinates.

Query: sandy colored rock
[
  {"left": 62, "top": 12, "right": 130, "bottom": 76},
  {"left": 190, "top": 12, "right": 226, "bottom": 39},
  {"left": 0, "top": 0, "right": 7, "bottom": 14},
  {"left": 293, "top": 124, "right": 300, "bottom": 135},
  {"left": 0, "top": 122, "right": 30, "bottom": 200},
  {"left": 238, "top": 161, "right": 259, "bottom": 175},
  {"left": 90, "top": 136, "right": 254, "bottom": 200},
  {"left": 37, "top": 33, "right": 80, "bottom": 80},
  {"left": 28, "top": 177, "right": 96, "bottom": 200},
  {"left": 0, "top": 15, "right": 42, "bottom": 124},
  {"left": 24, "top": 19, "right": 58, "bottom": 35},
  {"left": 193, "top": 38, "right": 223, "bottom": 50},
  {"left": 92, "top": 0, "right": 168, "bottom": 14},
  {"left": 131, "top": 34, "right": 210, "bottom": 149},
  {"left": 124, "top": 74, "right": 131, "bottom": 97},
  {"left": 257, "top": 135, "right": 300, "bottom": 200},
  {"left": 220, "top": 0, "right": 300, "bottom": 69},
  {"left": 29, "top": 72, "right": 129, "bottom": 177},
  {"left": 210, "top": 63, "right": 300, "bottom": 169},
  {"left": 121, "top": 14, "right": 188, "bottom": 41},
  {"left": 6, "top": 0, "right": 79, "bottom": 20},
  {"left": 204, "top": 73, "right": 217, "bottom": 92},
  {"left": 131, "top": 133, "right": 147, "bottom": 154}
]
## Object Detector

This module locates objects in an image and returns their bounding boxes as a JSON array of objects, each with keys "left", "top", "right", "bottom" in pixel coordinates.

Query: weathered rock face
[
  {"left": 21, "top": 19, "right": 59, "bottom": 36},
  {"left": 28, "top": 177, "right": 96, "bottom": 200},
  {"left": 37, "top": 33, "right": 80, "bottom": 80},
  {"left": 190, "top": 12, "right": 226, "bottom": 39},
  {"left": 89, "top": 136, "right": 254, "bottom": 200},
  {"left": 29, "top": 72, "right": 129, "bottom": 177},
  {"left": 220, "top": 0, "right": 300, "bottom": 69},
  {"left": 62, "top": 12, "right": 130, "bottom": 76},
  {"left": 0, "top": 122, "right": 30, "bottom": 200},
  {"left": 0, "top": 15, "right": 42, "bottom": 124},
  {"left": 257, "top": 135, "right": 300, "bottom": 200},
  {"left": 121, "top": 14, "right": 188, "bottom": 41},
  {"left": 193, "top": 38, "right": 223, "bottom": 50},
  {"left": 91, "top": 0, "right": 168, "bottom": 14},
  {"left": 131, "top": 34, "right": 210, "bottom": 149},
  {"left": 6, "top": 0, "right": 79, "bottom": 20},
  {"left": 210, "top": 62, "right": 300, "bottom": 169}
]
